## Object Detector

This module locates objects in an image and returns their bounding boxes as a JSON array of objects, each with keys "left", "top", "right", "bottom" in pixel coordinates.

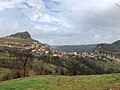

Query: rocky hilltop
[
  {"left": 7, "top": 31, "right": 31, "bottom": 39},
  {"left": 0, "top": 31, "right": 38, "bottom": 45},
  {"left": 0, "top": 31, "right": 63, "bottom": 58}
]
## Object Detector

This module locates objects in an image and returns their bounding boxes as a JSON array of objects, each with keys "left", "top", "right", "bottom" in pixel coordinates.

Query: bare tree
[
  {"left": 116, "top": 3, "right": 120, "bottom": 7},
  {"left": 16, "top": 48, "right": 34, "bottom": 77},
  {"left": 7, "top": 47, "right": 34, "bottom": 77}
]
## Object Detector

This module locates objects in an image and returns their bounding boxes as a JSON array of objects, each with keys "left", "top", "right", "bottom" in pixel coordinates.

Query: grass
[
  {"left": 0, "top": 67, "right": 11, "bottom": 81},
  {"left": 0, "top": 73, "right": 120, "bottom": 90},
  {"left": 0, "top": 38, "right": 34, "bottom": 45},
  {"left": 0, "top": 52, "right": 11, "bottom": 60}
]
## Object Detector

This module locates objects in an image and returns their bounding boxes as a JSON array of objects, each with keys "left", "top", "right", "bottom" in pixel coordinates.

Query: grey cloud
[{"left": 0, "top": 0, "right": 120, "bottom": 45}]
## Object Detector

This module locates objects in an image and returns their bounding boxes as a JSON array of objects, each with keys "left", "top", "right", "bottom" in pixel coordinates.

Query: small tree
[{"left": 66, "top": 60, "right": 80, "bottom": 75}]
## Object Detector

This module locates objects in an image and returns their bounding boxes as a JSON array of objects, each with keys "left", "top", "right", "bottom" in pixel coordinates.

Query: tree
[
  {"left": 17, "top": 48, "right": 34, "bottom": 77},
  {"left": 66, "top": 60, "right": 80, "bottom": 75},
  {"left": 116, "top": 3, "right": 120, "bottom": 7},
  {"left": 7, "top": 47, "right": 34, "bottom": 77}
]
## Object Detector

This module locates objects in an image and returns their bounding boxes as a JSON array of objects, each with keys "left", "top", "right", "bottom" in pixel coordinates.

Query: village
[{"left": 0, "top": 41, "right": 102, "bottom": 60}]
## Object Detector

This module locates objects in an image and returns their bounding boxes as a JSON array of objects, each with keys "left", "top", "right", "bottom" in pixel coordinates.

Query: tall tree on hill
[
  {"left": 7, "top": 47, "right": 34, "bottom": 77},
  {"left": 17, "top": 48, "right": 34, "bottom": 77}
]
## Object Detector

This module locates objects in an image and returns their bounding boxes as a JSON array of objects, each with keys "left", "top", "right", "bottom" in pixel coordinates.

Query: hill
[
  {"left": 0, "top": 73, "right": 120, "bottom": 90},
  {"left": 0, "top": 31, "right": 38, "bottom": 45},
  {"left": 0, "top": 31, "right": 120, "bottom": 80},
  {"left": 7, "top": 31, "right": 31, "bottom": 39},
  {"left": 53, "top": 44, "right": 97, "bottom": 53},
  {"left": 95, "top": 40, "right": 120, "bottom": 52},
  {"left": 53, "top": 40, "right": 120, "bottom": 53},
  {"left": 112, "top": 40, "right": 120, "bottom": 50},
  {"left": 95, "top": 43, "right": 118, "bottom": 52}
]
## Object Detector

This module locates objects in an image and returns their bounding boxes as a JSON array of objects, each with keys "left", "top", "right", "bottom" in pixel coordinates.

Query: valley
[{"left": 0, "top": 31, "right": 120, "bottom": 90}]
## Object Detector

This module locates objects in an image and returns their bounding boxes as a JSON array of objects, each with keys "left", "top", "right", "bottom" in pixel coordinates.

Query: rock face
[{"left": 8, "top": 31, "right": 31, "bottom": 39}]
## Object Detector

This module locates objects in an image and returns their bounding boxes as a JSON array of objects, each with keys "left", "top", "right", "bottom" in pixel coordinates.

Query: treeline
[{"left": 36, "top": 55, "right": 120, "bottom": 75}]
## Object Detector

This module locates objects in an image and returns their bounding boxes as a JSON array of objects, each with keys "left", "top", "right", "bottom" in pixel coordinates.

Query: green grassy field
[{"left": 0, "top": 73, "right": 120, "bottom": 90}]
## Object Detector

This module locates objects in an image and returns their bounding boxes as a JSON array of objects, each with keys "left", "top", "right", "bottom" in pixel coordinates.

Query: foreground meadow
[{"left": 0, "top": 73, "right": 120, "bottom": 90}]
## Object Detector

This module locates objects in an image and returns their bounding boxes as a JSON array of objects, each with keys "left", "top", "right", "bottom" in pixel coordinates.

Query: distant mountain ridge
[
  {"left": 1, "top": 31, "right": 120, "bottom": 53},
  {"left": 53, "top": 44, "right": 97, "bottom": 53},
  {"left": 53, "top": 40, "right": 120, "bottom": 53}
]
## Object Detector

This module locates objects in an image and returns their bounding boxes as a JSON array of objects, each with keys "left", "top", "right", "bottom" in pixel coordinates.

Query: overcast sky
[{"left": 0, "top": 0, "right": 120, "bottom": 45}]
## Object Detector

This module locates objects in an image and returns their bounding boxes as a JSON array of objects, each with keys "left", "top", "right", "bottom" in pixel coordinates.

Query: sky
[{"left": 0, "top": 0, "right": 120, "bottom": 45}]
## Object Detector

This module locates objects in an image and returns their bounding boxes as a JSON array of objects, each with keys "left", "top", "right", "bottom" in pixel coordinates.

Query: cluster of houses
[
  {"left": 0, "top": 41, "right": 120, "bottom": 62},
  {"left": 1, "top": 41, "right": 120, "bottom": 62}
]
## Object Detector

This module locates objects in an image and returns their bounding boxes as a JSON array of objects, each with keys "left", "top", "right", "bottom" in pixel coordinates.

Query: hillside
[
  {"left": 112, "top": 40, "right": 120, "bottom": 50},
  {"left": 0, "top": 73, "right": 120, "bottom": 90},
  {"left": 0, "top": 67, "right": 11, "bottom": 81},
  {"left": 95, "top": 40, "right": 120, "bottom": 52},
  {"left": 0, "top": 31, "right": 120, "bottom": 81},
  {"left": 54, "top": 40, "right": 120, "bottom": 53},
  {"left": 53, "top": 44, "right": 97, "bottom": 53},
  {"left": 7, "top": 31, "right": 31, "bottom": 39},
  {"left": 95, "top": 43, "right": 118, "bottom": 52},
  {"left": 0, "top": 31, "right": 38, "bottom": 45}
]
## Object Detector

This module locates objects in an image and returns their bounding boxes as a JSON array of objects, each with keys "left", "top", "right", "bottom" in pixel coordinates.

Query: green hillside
[
  {"left": 0, "top": 73, "right": 120, "bottom": 90},
  {"left": 0, "top": 38, "right": 34, "bottom": 45},
  {"left": 95, "top": 40, "right": 120, "bottom": 52},
  {"left": 0, "top": 31, "right": 37, "bottom": 45},
  {"left": 0, "top": 67, "right": 11, "bottom": 81}
]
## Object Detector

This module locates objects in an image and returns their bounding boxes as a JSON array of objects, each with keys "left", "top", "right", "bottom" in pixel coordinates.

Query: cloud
[
  {"left": 0, "top": 0, "right": 120, "bottom": 45},
  {"left": 0, "top": 0, "right": 24, "bottom": 11}
]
